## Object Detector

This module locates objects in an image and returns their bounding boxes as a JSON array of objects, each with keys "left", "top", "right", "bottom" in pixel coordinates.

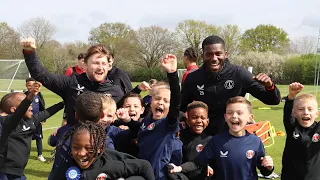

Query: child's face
[
  {"left": 71, "top": 129, "right": 98, "bottom": 169},
  {"left": 123, "top": 97, "right": 144, "bottom": 121},
  {"left": 26, "top": 81, "right": 35, "bottom": 92},
  {"left": 224, "top": 103, "right": 253, "bottom": 136},
  {"left": 186, "top": 107, "right": 209, "bottom": 134},
  {"left": 293, "top": 99, "right": 319, "bottom": 128},
  {"left": 99, "top": 107, "right": 116, "bottom": 129},
  {"left": 151, "top": 89, "right": 170, "bottom": 120},
  {"left": 13, "top": 94, "right": 33, "bottom": 119}
]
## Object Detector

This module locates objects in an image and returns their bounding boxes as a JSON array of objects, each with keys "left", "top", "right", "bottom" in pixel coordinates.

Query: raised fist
[
  {"left": 27, "top": 81, "right": 41, "bottom": 101},
  {"left": 21, "top": 37, "right": 36, "bottom": 51},
  {"left": 138, "top": 81, "right": 151, "bottom": 91},
  {"left": 288, "top": 82, "right": 304, "bottom": 100},
  {"left": 161, "top": 54, "right": 177, "bottom": 73},
  {"left": 253, "top": 73, "right": 273, "bottom": 88},
  {"left": 116, "top": 108, "right": 131, "bottom": 123}
]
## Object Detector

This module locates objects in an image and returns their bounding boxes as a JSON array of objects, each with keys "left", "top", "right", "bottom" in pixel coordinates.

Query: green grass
[{"left": 1, "top": 81, "right": 319, "bottom": 179}]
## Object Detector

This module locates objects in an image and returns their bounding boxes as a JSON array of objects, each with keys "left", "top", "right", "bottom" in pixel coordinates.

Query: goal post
[
  {"left": 0, "top": 60, "right": 30, "bottom": 93},
  {"left": 177, "top": 69, "right": 187, "bottom": 84}
]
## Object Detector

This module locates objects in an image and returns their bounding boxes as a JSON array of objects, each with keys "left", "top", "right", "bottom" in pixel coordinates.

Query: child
[
  {"left": 142, "top": 79, "right": 157, "bottom": 117},
  {"left": 169, "top": 101, "right": 212, "bottom": 180},
  {"left": 120, "top": 54, "right": 183, "bottom": 180},
  {"left": 0, "top": 82, "right": 64, "bottom": 179},
  {"left": 281, "top": 82, "right": 320, "bottom": 179},
  {"left": 52, "top": 121, "right": 155, "bottom": 180},
  {"left": 25, "top": 77, "right": 47, "bottom": 162},
  {"left": 169, "top": 96, "right": 274, "bottom": 180}
]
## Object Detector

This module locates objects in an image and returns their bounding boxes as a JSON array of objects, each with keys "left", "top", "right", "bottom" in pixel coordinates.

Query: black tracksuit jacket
[
  {"left": 181, "top": 60, "right": 281, "bottom": 135},
  {"left": 108, "top": 66, "right": 133, "bottom": 94},
  {"left": 23, "top": 51, "right": 124, "bottom": 125},
  {"left": 281, "top": 97, "right": 320, "bottom": 180},
  {"left": 0, "top": 98, "right": 64, "bottom": 176},
  {"left": 52, "top": 154, "right": 155, "bottom": 180}
]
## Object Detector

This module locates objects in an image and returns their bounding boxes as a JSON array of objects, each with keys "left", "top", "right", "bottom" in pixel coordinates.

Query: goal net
[{"left": 0, "top": 60, "right": 30, "bottom": 93}]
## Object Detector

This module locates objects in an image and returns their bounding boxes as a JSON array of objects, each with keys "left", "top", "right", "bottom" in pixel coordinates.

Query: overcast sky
[{"left": 1, "top": 0, "right": 319, "bottom": 43}]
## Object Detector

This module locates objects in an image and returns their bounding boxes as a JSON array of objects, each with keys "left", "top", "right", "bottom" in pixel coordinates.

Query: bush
[{"left": 129, "top": 67, "right": 167, "bottom": 82}]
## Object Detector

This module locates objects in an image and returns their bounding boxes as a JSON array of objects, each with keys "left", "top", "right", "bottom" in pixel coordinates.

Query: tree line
[{"left": 0, "top": 17, "right": 319, "bottom": 84}]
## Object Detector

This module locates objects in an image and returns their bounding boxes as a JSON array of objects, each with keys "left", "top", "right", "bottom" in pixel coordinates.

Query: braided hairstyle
[
  {"left": 52, "top": 121, "right": 106, "bottom": 162},
  {"left": 184, "top": 47, "right": 198, "bottom": 62}
]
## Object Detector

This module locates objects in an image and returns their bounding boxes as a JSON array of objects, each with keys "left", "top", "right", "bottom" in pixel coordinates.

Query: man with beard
[
  {"left": 180, "top": 35, "right": 281, "bottom": 136},
  {"left": 21, "top": 37, "right": 124, "bottom": 126}
]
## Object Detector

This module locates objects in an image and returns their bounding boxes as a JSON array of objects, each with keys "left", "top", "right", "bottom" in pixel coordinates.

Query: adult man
[
  {"left": 107, "top": 53, "right": 133, "bottom": 94},
  {"left": 25, "top": 78, "right": 46, "bottom": 162},
  {"left": 65, "top": 53, "right": 86, "bottom": 76},
  {"left": 181, "top": 47, "right": 199, "bottom": 84},
  {"left": 21, "top": 37, "right": 124, "bottom": 125},
  {"left": 181, "top": 35, "right": 281, "bottom": 136}
]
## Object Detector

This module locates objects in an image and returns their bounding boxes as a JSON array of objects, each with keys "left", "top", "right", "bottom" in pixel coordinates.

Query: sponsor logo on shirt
[
  {"left": 96, "top": 173, "right": 108, "bottom": 180},
  {"left": 246, "top": 150, "right": 255, "bottom": 159},
  {"left": 22, "top": 125, "right": 30, "bottom": 132},
  {"left": 197, "top": 85, "right": 204, "bottom": 96},
  {"left": 293, "top": 131, "right": 300, "bottom": 139},
  {"left": 196, "top": 144, "right": 204, "bottom": 152},
  {"left": 312, "top": 133, "right": 320, "bottom": 142},
  {"left": 220, "top": 150, "right": 228, "bottom": 157},
  {"left": 224, "top": 80, "right": 235, "bottom": 90},
  {"left": 76, "top": 84, "right": 85, "bottom": 95}
]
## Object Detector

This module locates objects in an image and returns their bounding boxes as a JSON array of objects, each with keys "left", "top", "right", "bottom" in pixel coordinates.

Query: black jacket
[
  {"left": 0, "top": 99, "right": 64, "bottom": 176},
  {"left": 108, "top": 66, "right": 133, "bottom": 94},
  {"left": 181, "top": 60, "right": 281, "bottom": 135},
  {"left": 23, "top": 51, "right": 124, "bottom": 125},
  {"left": 52, "top": 154, "right": 155, "bottom": 180},
  {"left": 281, "top": 97, "right": 320, "bottom": 180},
  {"left": 24, "top": 91, "right": 45, "bottom": 111}
]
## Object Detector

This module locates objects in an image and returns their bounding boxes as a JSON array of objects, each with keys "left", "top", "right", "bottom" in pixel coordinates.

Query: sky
[{"left": 1, "top": 0, "right": 320, "bottom": 43}]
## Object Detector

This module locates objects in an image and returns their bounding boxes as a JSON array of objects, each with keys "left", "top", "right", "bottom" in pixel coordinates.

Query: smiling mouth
[
  {"left": 231, "top": 121, "right": 240, "bottom": 126},
  {"left": 155, "top": 107, "right": 164, "bottom": 113},
  {"left": 302, "top": 117, "right": 311, "bottom": 121},
  {"left": 78, "top": 158, "right": 89, "bottom": 165}
]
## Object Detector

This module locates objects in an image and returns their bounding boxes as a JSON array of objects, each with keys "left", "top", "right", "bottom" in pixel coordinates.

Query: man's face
[
  {"left": 202, "top": 43, "right": 227, "bottom": 72},
  {"left": 84, "top": 53, "right": 109, "bottom": 82}
]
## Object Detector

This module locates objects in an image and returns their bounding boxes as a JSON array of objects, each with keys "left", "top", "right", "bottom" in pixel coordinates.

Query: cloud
[{"left": 301, "top": 16, "right": 320, "bottom": 28}]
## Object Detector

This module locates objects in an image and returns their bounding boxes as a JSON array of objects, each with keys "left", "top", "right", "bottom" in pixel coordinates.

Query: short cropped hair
[
  {"left": 84, "top": 45, "right": 110, "bottom": 63},
  {"left": 202, "top": 35, "right": 226, "bottom": 51},
  {"left": 0, "top": 92, "right": 26, "bottom": 114},
  {"left": 186, "top": 101, "right": 208, "bottom": 116},
  {"left": 26, "top": 77, "right": 36, "bottom": 83},
  {"left": 101, "top": 95, "right": 117, "bottom": 113},
  {"left": 226, "top": 96, "right": 252, "bottom": 113},
  {"left": 150, "top": 81, "right": 170, "bottom": 96},
  {"left": 77, "top": 53, "right": 86, "bottom": 60},
  {"left": 294, "top": 94, "right": 318, "bottom": 108},
  {"left": 75, "top": 92, "right": 102, "bottom": 123},
  {"left": 120, "top": 93, "right": 144, "bottom": 108}
]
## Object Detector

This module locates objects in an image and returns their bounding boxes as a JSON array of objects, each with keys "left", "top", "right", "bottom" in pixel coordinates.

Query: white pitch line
[{"left": 43, "top": 127, "right": 59, "bottom": 131}]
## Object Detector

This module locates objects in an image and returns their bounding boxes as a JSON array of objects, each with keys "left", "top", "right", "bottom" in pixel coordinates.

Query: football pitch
[{"left": 1, "top": 80, "right": 320, "bottom": 179}]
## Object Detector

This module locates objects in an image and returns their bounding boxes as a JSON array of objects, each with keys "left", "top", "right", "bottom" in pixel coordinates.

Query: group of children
[{"left": 0, "top": 52, "right": 320, "bottom": 180}]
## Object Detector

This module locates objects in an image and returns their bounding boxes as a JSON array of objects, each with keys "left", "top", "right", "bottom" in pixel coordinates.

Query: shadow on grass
[{"left": 24, "top": 168, "right": 49, "bottom": 178}]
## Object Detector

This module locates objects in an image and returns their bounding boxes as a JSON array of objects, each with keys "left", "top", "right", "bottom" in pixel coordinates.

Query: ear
[
  {"left": 316, "top": 110, "right": 319, "bottom": 118},
  {"left": 10, "top": 107, "right": 16, "bottom": 113},
  {"left": 100, "top": 112, "right": 105, "bottom": 119},
  {"left": 248, "top": 114, "right": 254, "bottom": 123},
  {"left": 140, "top": 107, "right": 145, "bottom": 114},
  {"left": 224, "top": 114, "right": 227, "bottom": 122},
  {"left": 225, "top": 51, "right": 229, "bottom": 58}
]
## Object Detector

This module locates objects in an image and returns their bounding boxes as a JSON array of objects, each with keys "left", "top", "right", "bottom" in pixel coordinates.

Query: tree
[
  {"left": 218, "top": 24, "right": 241, "bottom": 58},
  {"left": 176, "top": 20, "right": 219, "bottom": 56},
  {"left": 134, "top": 26, "right": 177, "bottom": 69},
  {"left": 63, "top": 41, "right": 89, "bottom": 58},
  {"left": 240, "top": 24, "right": 289, "bottom": 54},
  {"left": 18, "top": 17, "right": 56, "bottom": 51},
  {"left": 0, "top": 22, "right": 21, "bottom": 59},
  {"left": 88, "top": 22, "right": 138, "bottom": 67},
  {"left": 290, "top": 36, "right": 318, "bottom": 54}
]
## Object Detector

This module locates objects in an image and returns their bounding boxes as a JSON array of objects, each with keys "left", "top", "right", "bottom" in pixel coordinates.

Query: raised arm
[
  {"left": 283, "top": 82, "right": 304, "bottom": 131},
  {"left": 32, "top": 101, "right": 64, "bottom": 126},
  {"left": 161, "top": 54, "right": 181, "bottom": 126},
  {"left": 21, "top": 37, "right": 71, "bottom": 98},
  {"left": 180, "top": 76, "right": 193, "bottom": 113},
  {"left": 242, "top": 69, "right": 281, "bottom": 105}
]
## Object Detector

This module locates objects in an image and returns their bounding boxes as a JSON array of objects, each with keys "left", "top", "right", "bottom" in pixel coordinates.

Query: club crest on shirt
[
  {"left": 96, "top": 173, "right": 108, "bottom": 180},
  {"left": 224, "top": 80, "right": 234, "bottom": 90},
  {"left": 147, "top": 122, "right": 155, "bottom": 131},
  {"left": 246, "top": 150, "right": 255, "bottom": 159},
  {"left": 66, "top": 166, "right": 80, "bottom": 180},
  {"left": 35, "top": 98, "right": 39, "bottom": 103},
  {"left": 293, "top": 131, "right": 300, "bottom": 139},
  {"left": 196, "top": 144, "right": 204, "bottom": 152},
  {"left": 179, "top": 121, "right": 186, "bottom": 129},
  {"left": 312, "top": 133, "right": 320, "bottom": 142}
]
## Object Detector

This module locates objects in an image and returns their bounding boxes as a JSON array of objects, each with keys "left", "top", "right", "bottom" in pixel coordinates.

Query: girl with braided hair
[{"left": 52, "top": 121, "right": 154, "bottom": 180}]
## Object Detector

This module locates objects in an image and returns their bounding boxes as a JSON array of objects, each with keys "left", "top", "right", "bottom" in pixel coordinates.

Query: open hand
[{"left": 161, "top": 54, "right": 177, "bottom": 73}]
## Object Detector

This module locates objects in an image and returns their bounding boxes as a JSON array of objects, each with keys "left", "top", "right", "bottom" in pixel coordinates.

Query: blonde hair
[
  {"left": 151, "top": 81, "right": 170, "bottom": 96},
  {"left": 294, "top": 94, "right": 318, "bottom": 108},
  {"left": 101, "top": 95, "right": 117, "bottom": 114}
]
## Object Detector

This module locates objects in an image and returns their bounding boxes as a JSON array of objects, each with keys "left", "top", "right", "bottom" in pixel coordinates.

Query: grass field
[{"left": 1, "top": 80, "right": 319, "bottom": 179}]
